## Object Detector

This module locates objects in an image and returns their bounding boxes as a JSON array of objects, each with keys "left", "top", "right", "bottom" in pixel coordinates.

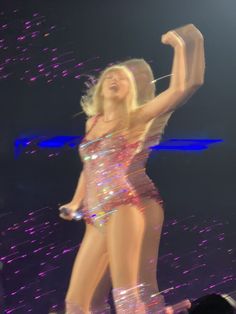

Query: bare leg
[
  {"left": 138, "top": 199, "right": 165, "bottom": 313},
  {"left": 65, "top": 223, "right": 108, "bottom": 313},
  {"left": 89, "top": 266, "right": 111, "bottom": 313},
  {"left": 107, "top": 204, "right": 146, "bottom": 313},
  {"left": 89, "top": 199, "right": 165, "bottom": 313}
]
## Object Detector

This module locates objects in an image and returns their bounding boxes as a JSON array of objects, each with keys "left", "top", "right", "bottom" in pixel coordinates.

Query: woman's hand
[
  {"left": 59, "top": 201, "right": 83, "bottom": 221},
  {"left": 162, "top": 23, "right": 205, "bottom": 92},
  {"left": 161, "top": 30, "right": 183, "bottom": 48},
  {"left": 161, "top": 24, "right": 204, "bottom": 48}
]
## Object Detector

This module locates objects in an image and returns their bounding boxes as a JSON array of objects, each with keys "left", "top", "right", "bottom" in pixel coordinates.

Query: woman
[
  {"left": 59, "top": 24, "right": 205, "bottom": 314},
  {"left": 86, "top": 58, "right": 173, "bottom": 314}
]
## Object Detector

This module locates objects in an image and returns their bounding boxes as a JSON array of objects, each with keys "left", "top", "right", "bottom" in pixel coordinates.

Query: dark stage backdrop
[{"left": 0, "top": 0, "right": 235, "bottom": 313}]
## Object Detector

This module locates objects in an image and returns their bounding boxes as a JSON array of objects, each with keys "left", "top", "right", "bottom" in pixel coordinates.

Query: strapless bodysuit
[{"left": 78, "top": 113, "right": 172, "bottom": 230}]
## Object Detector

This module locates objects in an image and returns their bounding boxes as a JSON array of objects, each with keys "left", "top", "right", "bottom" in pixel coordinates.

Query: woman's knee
[{"left": 65, "top": 224, "right": 108, "bottom": 310}]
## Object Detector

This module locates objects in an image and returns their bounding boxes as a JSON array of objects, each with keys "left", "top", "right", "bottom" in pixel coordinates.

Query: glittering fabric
[
  {"left": 112, "top": 285, "right": 146, "bottom": 313},
  {"left": 78, "top": 114, "right": 164, "bottom": 229}
]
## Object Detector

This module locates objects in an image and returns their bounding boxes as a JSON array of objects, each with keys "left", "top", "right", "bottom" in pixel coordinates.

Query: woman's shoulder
[{"left": 85, "top": 114, "right": 100, "bottom": 132}]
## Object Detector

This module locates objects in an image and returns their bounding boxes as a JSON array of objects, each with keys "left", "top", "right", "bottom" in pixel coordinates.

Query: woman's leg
[
  {"left": 90, "top": 200, "right": 165, "bottom": 313},
  {"left": 107, "top": 204, "right": 145, "bottom": 313},
  {"left": 138, "top": 199, "right": 166, "bottom": 313},
  {"left": 89, "top": 266, "right": 111, "bottom": 313},
  {"left": 65, "top": 223, "right": 108, "bottom": 313}
]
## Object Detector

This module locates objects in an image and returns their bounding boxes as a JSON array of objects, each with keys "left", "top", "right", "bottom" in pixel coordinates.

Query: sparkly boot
[
  {"left": 138, "top": 284, "right": 191, "bottom": 313},
  {"left": 143, "top": 294, "right": 166, "bottom": 313},
  {"left": 112, "top": 285, "right": 146, "bottom": 314},
  {"left": 137, "top": 284, "right": 166, "bottom": 314}
]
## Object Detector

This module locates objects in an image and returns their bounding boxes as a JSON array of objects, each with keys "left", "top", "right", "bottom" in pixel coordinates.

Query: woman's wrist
[{"left": 71, "top": 197, "right": 84, "bottom": 205}]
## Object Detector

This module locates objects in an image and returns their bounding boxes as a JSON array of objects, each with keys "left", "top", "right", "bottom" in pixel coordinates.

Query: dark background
[{"left": 0, "top": 0, "right": 235, "bottom": 313}]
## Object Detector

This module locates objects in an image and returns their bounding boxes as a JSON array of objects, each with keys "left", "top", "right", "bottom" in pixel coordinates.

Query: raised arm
[{"left": 137, "top": 24, "right": 205, "bottom": 123}]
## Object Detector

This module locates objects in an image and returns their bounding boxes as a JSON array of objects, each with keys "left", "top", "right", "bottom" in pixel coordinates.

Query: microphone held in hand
[{"left": 59, "top": 206, "right": 84, "bottom": 221}]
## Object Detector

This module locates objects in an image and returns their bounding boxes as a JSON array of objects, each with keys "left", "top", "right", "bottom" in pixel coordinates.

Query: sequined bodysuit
[{"left": 78, "top": 113, "right": 170, "bottom": 229}]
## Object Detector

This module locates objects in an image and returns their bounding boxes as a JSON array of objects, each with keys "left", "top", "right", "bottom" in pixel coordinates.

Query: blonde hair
[
  {"left": 121, "top": 58, "right": 156, "bottom": 104},
  {"left": 80, "top": 65, "right": 138, "bottom": 118}
]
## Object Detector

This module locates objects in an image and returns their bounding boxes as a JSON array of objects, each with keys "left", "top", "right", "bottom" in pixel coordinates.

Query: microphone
[{"left": 59, "top": 206, "right": 84, "bottom": 221}]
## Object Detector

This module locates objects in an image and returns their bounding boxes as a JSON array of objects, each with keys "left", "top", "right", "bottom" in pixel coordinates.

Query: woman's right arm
[
  {"left": 70, "top": 169, "right": 86, "bottom": 206},
  {"left": 59, "top": 116, "right": 95, "bottom": 218},
  {"left": 59, "top": 169, "right": 85, "bottom": 219},
  {"left": 70, "top": 116, "right": 96, "bottom": 204}
]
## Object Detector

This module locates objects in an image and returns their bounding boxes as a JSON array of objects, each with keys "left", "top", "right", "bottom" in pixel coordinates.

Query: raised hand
[
  {"left": 161, "top": 23, "right": 204, "bottom": 48},
  {"left": 162, "top": 23, "right": 205, "bottom": 92}
]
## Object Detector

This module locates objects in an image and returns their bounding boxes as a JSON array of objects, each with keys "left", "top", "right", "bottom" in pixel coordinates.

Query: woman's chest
[
  {"left": 78, "top": 132, "right": 141, "bottom": 164},
  {"left": 79, "top": 134, "right": 124, "bottom": 161}
]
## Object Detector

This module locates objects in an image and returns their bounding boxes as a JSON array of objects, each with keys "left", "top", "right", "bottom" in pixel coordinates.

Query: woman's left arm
[{"left": 137, "top": 24, "right": 205, "bottom": 123}]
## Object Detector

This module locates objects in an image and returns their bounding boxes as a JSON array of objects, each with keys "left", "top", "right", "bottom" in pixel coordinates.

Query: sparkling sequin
[{"left": 78, "top": 114, "right": 164, "bottom": 229}]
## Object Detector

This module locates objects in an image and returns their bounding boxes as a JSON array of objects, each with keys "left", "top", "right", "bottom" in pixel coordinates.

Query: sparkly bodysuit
[{"left": 79, "top": 113, "right": 172, "bottom": 230}]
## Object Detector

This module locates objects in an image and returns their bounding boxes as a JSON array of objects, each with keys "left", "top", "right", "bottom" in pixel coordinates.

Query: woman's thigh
[
  {"left": 66, "top": 223, "right": 108, "bottom": 306},
  {"left": 106, "top": 204, "right": 145, "bottom": 288},
  {"left": 90, "top": 200, "right": 164, "bottom": 302}
]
